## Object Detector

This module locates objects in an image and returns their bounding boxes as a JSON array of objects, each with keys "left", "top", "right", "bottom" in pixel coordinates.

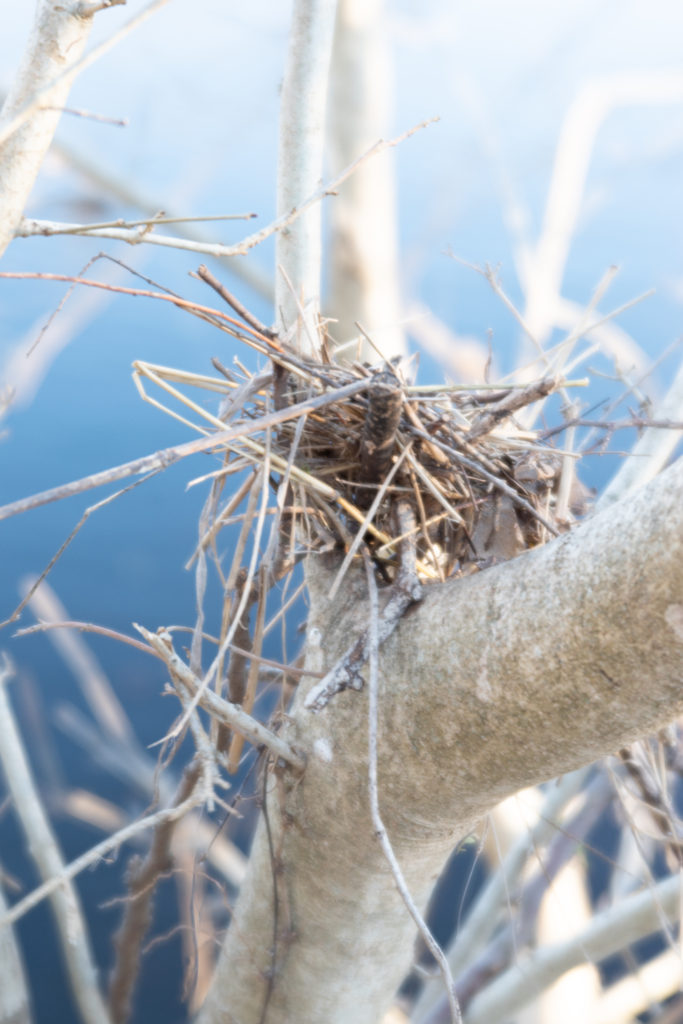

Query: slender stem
[
  {"left": 137, "top": 628, "right": 306, "bottom": 773},
  {"left": 0, "top": 655, "right": 111, "bottom": 1024}
]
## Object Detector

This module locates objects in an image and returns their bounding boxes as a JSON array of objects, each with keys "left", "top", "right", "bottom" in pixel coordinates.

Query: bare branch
[
  {"left": 108, "top": 760, "right": 203, "bottom": 1024},
  {"left": 275, "top": 0, "right": 338, "bottom": 354},
  {"left": 0, "top": 758, "right": 209, "bottom": 931},
  {"left": 0, "top": 654, "right": 111, "bottom": 1024},
  {"left": 17, "top": 216, "right": 260, "bottom": 256},
  {"left": 464, "top": 871, "right": 683, "bottom": 1024},
  {"left": 0, "top": 883, "right": 31, "bottom": 1024},
  {"left": 326, "top": 0, "right": 406, "bottom": 359},
  {"left": 0, "top": 0, "right": 168, "bottom": 256},
  {"left": 0, "top": 0, "right": 169, "bottom": 150},
  {"left": 136, "top": 627, "right": 306, "bottom": 773}
]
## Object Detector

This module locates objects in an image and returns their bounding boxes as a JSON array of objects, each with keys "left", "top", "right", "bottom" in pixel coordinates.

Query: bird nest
[
  {"left": 269, "top": 358, "right": 571, "bottom": 582},
  {"left": 130, "top": 268, "right": 588, "bottom": 753},
  {"left": 134, "top": 276, "right": 584, "bottom": 592}
]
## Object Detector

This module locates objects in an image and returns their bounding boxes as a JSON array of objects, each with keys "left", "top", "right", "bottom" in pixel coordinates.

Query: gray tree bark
[{"left": 198, "top": 456, "right": 683, "bottom": 1024}]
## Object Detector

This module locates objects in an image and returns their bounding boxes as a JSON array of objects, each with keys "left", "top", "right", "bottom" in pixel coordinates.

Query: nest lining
[{"left": 212, "top": 349, "right": 577, "bottom": 585}]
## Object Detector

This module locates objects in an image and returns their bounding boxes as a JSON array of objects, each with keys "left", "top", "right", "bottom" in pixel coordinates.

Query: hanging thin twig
[{"left": 362, "top": 553, "right": 462, "bottom": 1024}]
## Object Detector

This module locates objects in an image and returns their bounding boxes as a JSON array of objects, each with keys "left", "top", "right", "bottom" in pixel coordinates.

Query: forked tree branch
[
  {"left": 0, "top": 0, "right": 169, "bottom": 258},
  {"left": 198, "top": 459, "right": 682, "bottom": 1024}
]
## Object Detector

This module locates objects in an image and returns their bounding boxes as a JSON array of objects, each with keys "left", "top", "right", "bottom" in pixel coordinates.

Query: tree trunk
[{"left": 198, "top": 457, "right": 683, "bottom": 1024}]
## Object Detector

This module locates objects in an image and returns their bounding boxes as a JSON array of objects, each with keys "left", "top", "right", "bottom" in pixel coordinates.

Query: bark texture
[
  {"left": 199, "top": 457, "right": 683, "bottom": 1024},
  {"left": 0, "top": 1, "right": 98, "bottom": 257}
]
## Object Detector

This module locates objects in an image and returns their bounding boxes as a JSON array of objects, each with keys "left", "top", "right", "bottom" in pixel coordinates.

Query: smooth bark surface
[
  {"left": 198, "top": 459, "right": 683, "bottom": 1024},
  {"left": 275, "top": 0, "right": 338, "bottom": 352},
  {"left": 326, "top": 0, "right": 404, "bottom": 359}
]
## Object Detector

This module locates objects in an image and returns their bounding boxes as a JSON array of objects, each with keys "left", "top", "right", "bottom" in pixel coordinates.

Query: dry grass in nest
[
  {"left": 127, "top": 268, "right": 590, "bottom": 751},
  {"left": 271, "top": 359, "right": 576, "bottom": 582},
  {"left": 136, "top": 321, "right": 584, "bottom": 589}
]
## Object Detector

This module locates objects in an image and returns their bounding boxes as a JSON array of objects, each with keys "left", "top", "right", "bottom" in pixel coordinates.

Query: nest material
[
  {"left": 218, "top": 348, "right": 577, "bottom": 585},
  {"left": 138, "top": 274, "right": 589, "bottom": 760}
]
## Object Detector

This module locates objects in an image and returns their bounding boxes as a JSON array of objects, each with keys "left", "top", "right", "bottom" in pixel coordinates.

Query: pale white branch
[
  {"left": 0, "top": 746, "right": 209, "bottom": 932},
  {"left": 276, "top": 0, "right": 338, "bottom": 354},
  {"left": 0, "top": 654, "right": 111, "bottom": 1024},
  {"left": 520, "top": 71, "right": 683, "bottom": 346},
  {"left": 326, "top": 0, "right": 405, "bottom": 359},
  {"left": 0, "top": 0, "right": 168, "bottom": 258},
  {"left": 464, "top": 872, "right": 683, "bottom": 1024},
  {"left": 593, "top": 946, "right": 683, "bottom": 1024},
  {"left": 0, "top": 884, "right": 30, "bottom": 1024},
  {"left": 16, "top": 216, "right": 259, "bottom": 256}
]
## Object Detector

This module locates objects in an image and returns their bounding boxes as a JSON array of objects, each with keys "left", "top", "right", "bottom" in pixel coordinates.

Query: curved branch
[{"left": 199, "top": 459, "right": 683, "bottom": 1024}]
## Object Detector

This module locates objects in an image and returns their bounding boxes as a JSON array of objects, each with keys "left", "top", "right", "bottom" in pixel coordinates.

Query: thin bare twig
[
  {"left": 0, "top": 272, "right": 281, "bottom": 351},
  {"left": 108, "top": 760, "right": 203, "bottom": 1024},
  {"left": 136, "top": 628, "right": 305, "bottom": 773},
  {"left": 0, "top": 473, "right": 158, "bottom": 629},
  {"left": 0, "top": 378, "right": 372, "bottom": 521},
  {"left": 195, "top": 265, "right": 277, "bottom": 339},
  {"left": 20, "top": 210, "right": 255, "bottom": 234}
]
